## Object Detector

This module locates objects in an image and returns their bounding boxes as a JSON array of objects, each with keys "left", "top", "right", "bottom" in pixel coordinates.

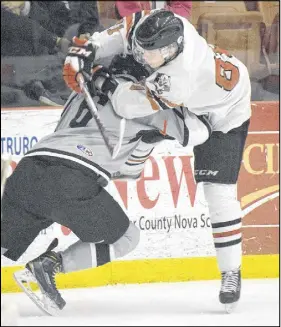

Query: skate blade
[
  {"left": 224, "top": 301, "right": 238, "bottom": 314},
  {"left": 13, "top": 269, "right": 60, "bottom": 316}
]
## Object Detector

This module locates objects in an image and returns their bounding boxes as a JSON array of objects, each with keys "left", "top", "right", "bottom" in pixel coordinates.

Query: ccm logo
[{"left": 194, "top": 170, "right": 219, "bottom": 176}]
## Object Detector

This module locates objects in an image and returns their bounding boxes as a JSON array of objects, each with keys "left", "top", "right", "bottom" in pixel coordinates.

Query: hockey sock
[
  {"left": 60, "top": 222, "right": 139, "bottom": 273},
  {"left": 60, "top": 241, "right": 111, "bottom": 273},
  {"left": 203, "top": 182, "right": 242, "bottom": 272}
]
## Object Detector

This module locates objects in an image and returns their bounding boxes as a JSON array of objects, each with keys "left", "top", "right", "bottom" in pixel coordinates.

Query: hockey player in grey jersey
[{"left": 1, "top": 57, "right": 211, "bottom": 314}]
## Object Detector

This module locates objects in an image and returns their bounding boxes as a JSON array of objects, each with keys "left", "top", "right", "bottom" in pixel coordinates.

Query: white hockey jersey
[{"left": 90, "top": 9, "right": 251, "bottom": 133}]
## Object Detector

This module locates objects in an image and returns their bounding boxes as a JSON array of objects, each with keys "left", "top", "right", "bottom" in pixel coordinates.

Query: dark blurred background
[{"left": 1, "top": 1, "right": 279, "bottom": 108}]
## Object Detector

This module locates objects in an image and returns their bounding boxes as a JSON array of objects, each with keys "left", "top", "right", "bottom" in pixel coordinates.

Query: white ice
[{"left": 1, "top": 279, "right": 279, "bottom": 326}]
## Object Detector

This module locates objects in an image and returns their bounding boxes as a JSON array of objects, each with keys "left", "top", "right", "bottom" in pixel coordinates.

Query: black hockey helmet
[
  {"left": 132, "top": 10, "right": 184, "bottom": 66},
  {"left": 134, "top": 10, "right": 184, "bottom": 50}
]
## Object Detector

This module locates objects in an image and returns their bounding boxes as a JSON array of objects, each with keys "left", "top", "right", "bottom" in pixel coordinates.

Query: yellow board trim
[{"left": 1, "top": 255, "right": 279, "bottom": 293}]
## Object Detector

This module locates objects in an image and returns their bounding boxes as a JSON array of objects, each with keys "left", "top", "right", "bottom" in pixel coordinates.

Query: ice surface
[{"left": 1, "top": 279, "right": 279, "bottom": 326}]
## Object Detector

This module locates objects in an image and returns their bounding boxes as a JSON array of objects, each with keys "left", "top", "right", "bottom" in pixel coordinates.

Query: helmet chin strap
[{"left": 144, "top": 64, "right": 155, "bottom": 74}]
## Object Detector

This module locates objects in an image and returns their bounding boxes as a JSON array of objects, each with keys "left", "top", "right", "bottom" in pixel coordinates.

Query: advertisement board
[{"left": 1, "top": 102, "right": 279, "bottom": 291}]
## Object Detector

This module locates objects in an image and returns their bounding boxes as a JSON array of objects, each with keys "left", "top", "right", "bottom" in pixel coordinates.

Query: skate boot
[
  {"left": 219, "top": 268, "right": 241, "bottom": 313},
  {"left": 13, "top": 238, "right": 66, "bottom": 315}
]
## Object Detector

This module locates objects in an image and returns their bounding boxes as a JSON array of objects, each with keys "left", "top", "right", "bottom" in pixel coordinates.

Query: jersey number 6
[{"left": 213, "top": 47, "right": 240, "bottom": 92}]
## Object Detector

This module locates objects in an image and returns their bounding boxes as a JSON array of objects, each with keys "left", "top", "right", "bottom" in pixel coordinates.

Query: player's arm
[
  {"left": 168, "top": 108, "right": 212, "bottom": 147},
  {"left": 92, "top": 10, "right": 153, "bottom": 61},
  {"left": 76, "top": 59, "right": 189, "bottom": 120},
  {"left": 63, "top": 10, "right": 152, "bottom": 93},
  {"left": 110, "top": 63, "right": 189, "bottom": 119},
  {"left": 88, "top": 20, "right": 127, "bottom": 61}
]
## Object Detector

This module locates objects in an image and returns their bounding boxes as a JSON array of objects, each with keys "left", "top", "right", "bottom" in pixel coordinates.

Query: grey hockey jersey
[{"left": 25, "top": 78, "right": 211, "bottom": 185}]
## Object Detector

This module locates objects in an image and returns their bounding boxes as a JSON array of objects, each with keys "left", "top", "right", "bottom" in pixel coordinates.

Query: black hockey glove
[{"left": 91, "top": 65, "right": 119, "bottom": 98}]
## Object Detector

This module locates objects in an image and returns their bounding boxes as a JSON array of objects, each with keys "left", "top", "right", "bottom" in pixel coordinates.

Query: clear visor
[
  {"left": 132, "top": 38, "right": 147, "bottom": 65},
  {"left": 132, "top": 38, "right": 178, "bottom": 67}
]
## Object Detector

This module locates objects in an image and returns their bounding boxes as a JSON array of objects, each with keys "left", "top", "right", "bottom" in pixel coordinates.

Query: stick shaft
[{"left": 77, "top": 74, "right": 114, "bottom": 157}]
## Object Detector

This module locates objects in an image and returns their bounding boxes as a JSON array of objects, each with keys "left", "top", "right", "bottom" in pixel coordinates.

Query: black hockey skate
[
  {"left": 219, "top": 268, "right": 241, "bottom": 313},
  {"left": 13, "top": 238, "right": 66, "bottom": 316}
]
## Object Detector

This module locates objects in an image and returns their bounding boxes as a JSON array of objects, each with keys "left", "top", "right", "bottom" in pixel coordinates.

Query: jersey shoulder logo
[
  {"left": 77, "top": 145, "right": 93, "bottom": 157},
  {"left": 152, "top": 73, "right": 171, "bottom": 95}
]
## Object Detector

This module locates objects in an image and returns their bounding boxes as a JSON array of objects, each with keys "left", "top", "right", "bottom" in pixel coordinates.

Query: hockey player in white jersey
[
  {"left": 1, "top": 56, "right": 211, "bottom": 315},
  {"left": 63, "top": 9, "right": 252, "bottom": 312}
]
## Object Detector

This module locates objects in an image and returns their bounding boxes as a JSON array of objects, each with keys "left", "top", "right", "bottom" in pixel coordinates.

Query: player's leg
[
  {"left": 22, "top": 220, "right": 139, "bottom": 313},
  {"left": 20, "top": 160, "right": 140, "bottom": 312},
  {"left": 60, "top": 220, "right": 139, "bottom": 273},
  {"left": 1, "top": 157, "right": 49, "bottom": 323},
  {"left": 1, "top": 157, "right": 54, "bottom": 262},
  {"left": 193, "top": 119, "right": 250, "bottom": 311},
  {"left": 24, "top": 198, "right": 139, "bottom": 312},
  {"left": 1, "top": 156, "right": 63, "bottom": 315}
]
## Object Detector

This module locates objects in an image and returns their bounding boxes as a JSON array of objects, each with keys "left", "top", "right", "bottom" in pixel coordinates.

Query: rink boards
[{"left": 1, "top": 102, "right": 279, "bottom": 292}]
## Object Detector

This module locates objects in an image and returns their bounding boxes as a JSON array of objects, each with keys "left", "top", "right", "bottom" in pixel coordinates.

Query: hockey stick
[{"left": 77, "top": 74, "right": 126, "bottom": 159}]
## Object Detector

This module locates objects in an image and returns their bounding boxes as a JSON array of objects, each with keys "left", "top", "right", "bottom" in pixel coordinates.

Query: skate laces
[
  {"left": 47, "top": 253, "right": 62, "bottom": 285},
  {"left": 44, "top": 254, "right": 65, "bottom": 303},
  {"left": 221, "top": 270, "right": 239, "bottom": 293},
  {"left": 50, "top": 268, "right": 59, "bottom": 293},
  {"left": 53, "top": 265, "right": 61, "bottom": 274}
]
